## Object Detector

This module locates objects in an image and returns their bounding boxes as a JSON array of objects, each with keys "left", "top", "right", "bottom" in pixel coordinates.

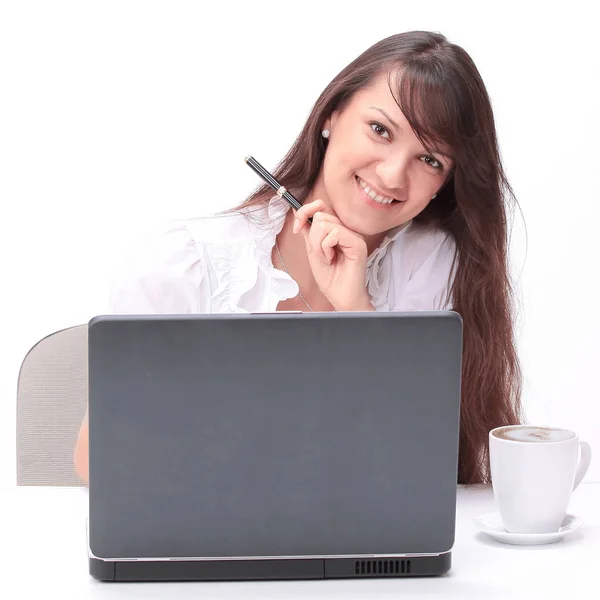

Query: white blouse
[{"left": 109, "top": 196, "right": 457, "bottom": 314}]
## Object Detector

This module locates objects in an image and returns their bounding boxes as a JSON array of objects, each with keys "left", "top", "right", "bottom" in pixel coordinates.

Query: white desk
[{"left": 1, "top": 483, "right": 598, "bottom": 599}]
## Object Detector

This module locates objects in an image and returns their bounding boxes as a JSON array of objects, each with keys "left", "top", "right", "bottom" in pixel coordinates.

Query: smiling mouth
[{"left": 355, "top": 176, "right": 399, "bottom": 204}]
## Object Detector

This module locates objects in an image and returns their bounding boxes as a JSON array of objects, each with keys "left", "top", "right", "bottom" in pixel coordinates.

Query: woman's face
[{"left": 317, "top": 73, "right": 454, "bottom": 237}]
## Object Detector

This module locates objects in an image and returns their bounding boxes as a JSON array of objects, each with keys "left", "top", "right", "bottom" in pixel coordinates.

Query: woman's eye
[
  {"left": 421, "top": 156, "right": 443, "bottom": 170},
  {"left": 369, "top": 121, "right": 445, "bottom": 170},
  {"left": 370, "top": 121, "right": 390, "bottom": 140}
]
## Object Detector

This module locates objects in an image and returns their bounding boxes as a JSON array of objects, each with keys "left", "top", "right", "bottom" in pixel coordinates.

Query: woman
[{"left": 74, "top": 30, "right": 523, "bottom": 485}]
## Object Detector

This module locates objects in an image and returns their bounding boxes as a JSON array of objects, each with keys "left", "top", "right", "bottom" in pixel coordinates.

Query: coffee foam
[{"left": 493, "top": 426, "right": 575, "bottom": 443}]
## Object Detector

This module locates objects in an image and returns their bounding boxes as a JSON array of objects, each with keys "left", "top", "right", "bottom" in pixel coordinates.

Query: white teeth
[{"left": 357, "top": 177, "right": 394, "bottom": 204}]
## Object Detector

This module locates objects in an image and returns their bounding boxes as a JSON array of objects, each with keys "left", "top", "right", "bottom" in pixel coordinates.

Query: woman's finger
[
  {"left": 319, "top": 221, "right": 367, "bottom": 263},
  {"left": 321, "top": 227, "right": 341, "bottom": 264},
  {"left": 311, "top": 211, "right": 340, "bottom": 226},
  {"left": 307, "top": 220, "right": 333, "bottom": 263},
  {"left": 293, "top": 199, "right": 336, "bottom": 233}
]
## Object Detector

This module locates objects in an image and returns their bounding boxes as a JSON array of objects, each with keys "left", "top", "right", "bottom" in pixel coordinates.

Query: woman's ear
[{"left": 323, "top": 110, "right": 340, "bottom": 136}]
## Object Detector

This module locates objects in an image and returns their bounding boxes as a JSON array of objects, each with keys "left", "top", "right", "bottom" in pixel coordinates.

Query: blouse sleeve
[
  {"left": 109, "top": 221, "right": 208, "bottom": 314},
  {"left": 394, "top": 231, "right": 457, "bottom": 312}
]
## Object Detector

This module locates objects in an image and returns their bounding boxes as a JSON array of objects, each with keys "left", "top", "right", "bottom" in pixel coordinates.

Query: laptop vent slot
[{"left": 354, "top": 559, "right": 411, "bottom": 576}]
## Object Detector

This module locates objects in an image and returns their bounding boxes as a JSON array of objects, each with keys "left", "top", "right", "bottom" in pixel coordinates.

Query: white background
[{"left": 1, "top": 0, "right": 598, "bottom": 486}]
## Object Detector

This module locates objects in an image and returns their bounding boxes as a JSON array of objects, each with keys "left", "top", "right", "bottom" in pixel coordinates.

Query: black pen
[{"left": 244, "top": 155, "right": 313, "bottom": 224}]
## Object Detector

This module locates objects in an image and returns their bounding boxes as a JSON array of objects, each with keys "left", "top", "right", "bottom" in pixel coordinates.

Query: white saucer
[{"left": 474, "top": 513, "right": 583, "bottom": 545}]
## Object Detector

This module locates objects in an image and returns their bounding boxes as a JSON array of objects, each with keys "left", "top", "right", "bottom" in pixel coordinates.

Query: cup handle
[{"left": 573, "top": 441, "right": 592, "bottom": 490}]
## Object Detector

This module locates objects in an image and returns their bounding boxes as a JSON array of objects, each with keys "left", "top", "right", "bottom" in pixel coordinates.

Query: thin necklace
[{"left": 274, "top": 240, "right": 314, "bottom": 312}]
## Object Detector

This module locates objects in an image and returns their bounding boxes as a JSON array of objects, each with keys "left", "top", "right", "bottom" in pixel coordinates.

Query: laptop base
[{"left": 90, "top": 552, "right": 451, "bottom": 582}]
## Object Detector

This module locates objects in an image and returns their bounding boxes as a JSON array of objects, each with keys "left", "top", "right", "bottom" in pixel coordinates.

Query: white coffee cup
[{"left": 489, "top": 425, "right": 592, "bottom": 534}]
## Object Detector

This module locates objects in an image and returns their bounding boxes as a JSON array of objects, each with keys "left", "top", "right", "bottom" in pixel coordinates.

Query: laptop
[{"left": 87, "top": 311, "right": 463, "bottom": 581}]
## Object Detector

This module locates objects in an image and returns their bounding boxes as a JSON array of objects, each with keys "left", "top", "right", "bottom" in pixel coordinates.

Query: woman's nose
[{"left": 375, "top": 153, "right": 410, "bottom": 193}]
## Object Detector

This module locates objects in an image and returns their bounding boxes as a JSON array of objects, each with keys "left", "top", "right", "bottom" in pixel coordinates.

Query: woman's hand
[{"left": 293, "top": 199, "right": 374, "bottom": 311}]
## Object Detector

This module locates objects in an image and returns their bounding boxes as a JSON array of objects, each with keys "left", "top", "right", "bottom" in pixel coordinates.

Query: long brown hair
[{"left": 231, "top": 31, "right": 523, "bottom": 484}]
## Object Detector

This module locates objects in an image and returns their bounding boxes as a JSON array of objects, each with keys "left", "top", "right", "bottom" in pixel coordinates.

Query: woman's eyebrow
[
  {"left": 369, "top": 106, "right": 400, "bottom": 131},
  {"left": 369, "top": 105, "right": 454, "bottom": 162}
]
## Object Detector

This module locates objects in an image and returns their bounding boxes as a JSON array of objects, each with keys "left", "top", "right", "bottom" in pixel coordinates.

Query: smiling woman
[{"left": 74, "top": 31, "right": 523, "bottom": 486}]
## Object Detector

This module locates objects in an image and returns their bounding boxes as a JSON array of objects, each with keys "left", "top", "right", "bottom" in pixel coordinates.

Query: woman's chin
[
  {"left": 331, "top": 191, "right": 404, "bottom": 237},
  {"left": 335, "top": 209, "right": 388, "bottom": 237}
]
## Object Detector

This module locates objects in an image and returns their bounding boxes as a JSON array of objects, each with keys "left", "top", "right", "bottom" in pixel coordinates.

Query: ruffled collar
[{"left": 247, "top": 196, "right": 300, "bottom": 308}]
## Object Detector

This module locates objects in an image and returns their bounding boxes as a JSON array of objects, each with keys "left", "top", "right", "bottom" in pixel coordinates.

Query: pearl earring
[
  {"left": 321, "top": 129, "right": 330, "bottom": 139},
  {"left": 432, "top": 193, "right": 437, "bottom": 199}
]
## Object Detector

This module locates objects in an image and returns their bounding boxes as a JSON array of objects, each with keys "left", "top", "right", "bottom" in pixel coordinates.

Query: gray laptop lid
[{"left": 88, "top": 311, "right": 462, "bottom": 560}]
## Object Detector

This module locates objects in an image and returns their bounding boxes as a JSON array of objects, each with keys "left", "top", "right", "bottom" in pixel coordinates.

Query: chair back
[{"left": 16, "top": 324, "right": 87, "bottom": 486}]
